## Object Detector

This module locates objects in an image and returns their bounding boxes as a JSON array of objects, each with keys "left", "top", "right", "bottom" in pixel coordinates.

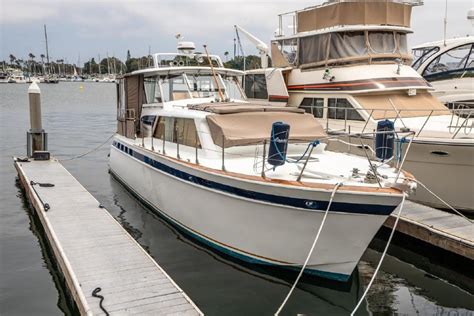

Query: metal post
[
  {"left": 344, "top": 108, "right": 347, "bottom": 132},
  {"left": 162, "top": 121, "right": 166, "bottom": 155},
  {"left": 261, "top": 139, "right": 267, "bottom": 178},
  {"left": 175, "top": 126, "right": 180, "bottom": 159},
  {"left": 151, "top": 132, "right": 154, "bottom": 151},
  {"left": 297, "top": 143, "right": 315, "bottom": 182},
  {"left": 141, "top": 121, "right": 145, "bottom": 147},
  {"left": 195, "top": 130, "right": 199, "bottom": 164},
  {"left": 221, "top": 135, "right": 225, "bottom": 171}
]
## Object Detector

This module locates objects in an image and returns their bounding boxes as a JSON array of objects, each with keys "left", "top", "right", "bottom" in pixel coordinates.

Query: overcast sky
[{"left": 1, "top": 0, "right": 472, "bottom": 64}]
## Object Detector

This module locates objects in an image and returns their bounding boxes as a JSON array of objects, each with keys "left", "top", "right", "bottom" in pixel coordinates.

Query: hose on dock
[
  {"left": 350, "top": 193, "right": 406, "bottom": 316},
  {"left": 92, "top": 287, "right": 110, "bottom": 316},
  {"left": 274, "top": 182, "right": 342, "bottom": 316}
]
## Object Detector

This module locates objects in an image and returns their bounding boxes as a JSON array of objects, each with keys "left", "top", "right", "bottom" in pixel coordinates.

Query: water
[{"left": 0, "top": 83, "right": 473, "bottom": 315}]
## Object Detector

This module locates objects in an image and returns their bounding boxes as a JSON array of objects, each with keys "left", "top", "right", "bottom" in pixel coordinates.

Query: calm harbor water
[{"left": 0, "top": 83, "right": 473, "bottom": 315}]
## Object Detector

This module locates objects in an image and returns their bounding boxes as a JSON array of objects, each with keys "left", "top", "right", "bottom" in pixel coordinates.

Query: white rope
[
  {"left": 413, "top": 179, "right": 473, "bottom": 224},
  {"left": 274, "top": 182, "right": 343, "bottom": 316},
  {"left": 351, "top": 193, "right": 406, "bottom": 316},
  {"left": 58, "top": 133, "right": 115, "bottom": 161}
]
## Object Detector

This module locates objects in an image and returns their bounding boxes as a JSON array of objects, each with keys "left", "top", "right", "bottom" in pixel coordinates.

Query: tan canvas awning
[
  {"left": 297, "top": 1, "right": 412, "bottom": 33},
  {"left": 189, "top": 102, "right": 305, "bottom": 114},
  {"left": 206, "top": 112, "right": 326, "bottom": 147},
  {"left": 354, "top": 92, "right": 449, "bottom": 120}
]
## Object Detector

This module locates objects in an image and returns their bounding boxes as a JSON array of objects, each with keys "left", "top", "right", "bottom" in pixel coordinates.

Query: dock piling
[{"left": 27, "top": 82, "right": 48, "bottom": 157}]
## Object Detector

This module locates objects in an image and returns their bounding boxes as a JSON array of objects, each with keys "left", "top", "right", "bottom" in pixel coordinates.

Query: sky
[{"left": 1, "top": 0, "right": 473, "bottom": 65}]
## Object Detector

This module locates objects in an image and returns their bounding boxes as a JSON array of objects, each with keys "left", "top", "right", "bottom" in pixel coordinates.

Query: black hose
[{"left": 92, "top": 287, "right": 110, "bottom": 316}]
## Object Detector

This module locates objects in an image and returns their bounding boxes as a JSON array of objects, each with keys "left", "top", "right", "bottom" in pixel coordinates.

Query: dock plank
[
  {"left": 385, "top": 201, "right": 474, "bottom": 260},
  {"left": 15, "top": 158, "right": 202, "bottom": 315}
]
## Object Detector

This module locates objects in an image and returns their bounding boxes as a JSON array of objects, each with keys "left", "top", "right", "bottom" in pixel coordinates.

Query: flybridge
[
  {"left": 143, "top": 42, "right": 224, "bottom": 69},
  {"left": 275, "top": 0, "right": 423, "bottom": 38}
]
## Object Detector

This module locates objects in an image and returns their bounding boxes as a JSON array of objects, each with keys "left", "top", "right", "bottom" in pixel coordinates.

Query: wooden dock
[
  {"left": 384, "top": 201, "right": 474, "bottom": 260},
  {"left": 15, "top": 157, "right": 203, "bottom": 315}
]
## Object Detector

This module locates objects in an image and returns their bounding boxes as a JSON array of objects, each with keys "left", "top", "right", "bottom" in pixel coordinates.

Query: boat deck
[
  {"left": 14, "top": 157, "right": 202, "bottom": 315},
  {"left": 385, "top": 201, "right": 474, "bottom": 260}
]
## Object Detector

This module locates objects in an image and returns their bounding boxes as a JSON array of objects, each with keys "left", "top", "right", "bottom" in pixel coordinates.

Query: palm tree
[
  {"left": 9, "top": 54, "right": 16, "bottom": 67},
  {"left": 28, "top": 53, "right": 36, "bottom": 74},
  {"left": 40, "top": 54, "right": 45, "bottom": 75}
]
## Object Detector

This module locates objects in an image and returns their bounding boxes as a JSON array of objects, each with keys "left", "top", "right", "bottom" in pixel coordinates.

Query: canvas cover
[
  {"left": 354, "top": 92, "right": 449, "bottom": 120},
  {"left": 297, "top": 1, "right": 412, "bottom": 33},
  {"left": 189, "top": 102, "right": 305, "bottom": 114},
  {"left": 206, "top": 112, "right": 326, "bottom": 147}
]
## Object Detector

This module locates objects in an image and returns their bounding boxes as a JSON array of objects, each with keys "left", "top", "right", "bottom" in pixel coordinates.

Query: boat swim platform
[
  {"left": 14, "top": 157, "right": 203, "bottom": 316},
  {"left": 384, "top": 201, "right": 474, "bottom": 261}
]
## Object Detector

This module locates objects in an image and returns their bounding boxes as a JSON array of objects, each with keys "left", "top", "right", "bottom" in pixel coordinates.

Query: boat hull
[{"left": 109, "top": 139, "right": 401, "bottom": 281}]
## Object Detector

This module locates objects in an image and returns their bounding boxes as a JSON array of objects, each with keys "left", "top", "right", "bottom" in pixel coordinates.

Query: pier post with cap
[{"left": 27, "top": 82, "right": 48, "bottom": 157}]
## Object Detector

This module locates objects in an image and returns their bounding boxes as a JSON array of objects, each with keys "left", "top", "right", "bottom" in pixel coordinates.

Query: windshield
[
  {"left": 143, "top": 72, "right": 245, "bottom": 104},
  {"left": 186, "top": 73, "right": 245, "bottom": 100},
  {"left": 412, "top": 46, "right": 439, "bottom": 70}
]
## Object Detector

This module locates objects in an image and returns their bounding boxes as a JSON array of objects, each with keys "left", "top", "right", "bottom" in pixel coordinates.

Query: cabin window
[
  {"left": 368, "top": 32, "right": 397, "bottom": 54},
  {"left": 300, "top": 98, "right": 324, "bottom": 118},
  {"left": 186, "top": 74, "right": 222, "bottom": 99},
  {"left": 298, "top": 31, "right": 409, "bottom": 67},
  {"left": 244, "top": 74, "right": 268, "bottom": 99},
  {"left": 154, "top": 117, "right": 201, "bottom": 148},
  {"left": 275, "top": 38, "right": 298, "bottom": 65},
  {"left": 328, "top": 32, "right": 367, "bottom": 60},
  {"left": 412, "top": 46, "right": 440, "bottom": 70},
  {"left": 144, "top": 77, "right": 162, "bottom": 103},
  {"left": 221, "top": 75, "right": 246, "bottom": 100},
  {"left": 328, "top": 98, "right": 364, "bottom": 121},
  {"left": 160, "top": 75, "right": 191, "bottom": 102},
  {"left": 423, "top": 44, "right": 474, "bottom": 81}
]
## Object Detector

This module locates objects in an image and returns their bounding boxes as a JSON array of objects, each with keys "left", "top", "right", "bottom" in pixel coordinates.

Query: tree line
[{"left": 1, "top": 49, "right": 267, "bottom": 76}]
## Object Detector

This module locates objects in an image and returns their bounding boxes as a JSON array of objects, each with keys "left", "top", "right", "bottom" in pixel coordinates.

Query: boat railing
[
  {"left": 139, "top": 124, "right": 415, "bottom": 188},
  {"left": 299, "top": 104, "right": 474, "bottom": 139}
]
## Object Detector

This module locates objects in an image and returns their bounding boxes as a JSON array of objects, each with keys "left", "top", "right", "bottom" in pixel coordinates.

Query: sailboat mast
[{"left": 44, "top": 25, "right": 50, "bottom": 64}]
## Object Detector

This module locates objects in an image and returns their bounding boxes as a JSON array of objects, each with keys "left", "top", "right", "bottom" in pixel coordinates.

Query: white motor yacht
[
  {"left": 412, "top": 36, "right": 473, "bottom": 105},
  {"left": 237, "top": 0, "right": 474, "bottom": 212},
  {"left": 109, "top": 43, "right": 416, "bottom": 281}
]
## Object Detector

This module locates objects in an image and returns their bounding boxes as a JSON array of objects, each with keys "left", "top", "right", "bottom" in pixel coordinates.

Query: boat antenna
[
  {"left": 203, "top": 45, "right": 224, "bottom": 102},
  {"left": 443, "top": 0, "right": 448, "bottom": 46}
]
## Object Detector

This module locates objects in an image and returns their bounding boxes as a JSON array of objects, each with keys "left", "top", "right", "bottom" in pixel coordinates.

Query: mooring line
[
  {"left": 274, "top": 182, "right": 343, "bottom": 315},
  {"left": 350, "top": 194, "right": 406, "bottom": 316},
  {"left": 58, "top": 133, "right": 115, "bottom": 161}
]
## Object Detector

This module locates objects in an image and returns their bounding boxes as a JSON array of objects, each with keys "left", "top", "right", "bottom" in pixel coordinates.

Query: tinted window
[
  {"left": 154, "top": 117, "right": 201, "bottom": 148},
  {"left": 328, "top": 98, "right": 364, "bottom": 121},
  {"left": 244, "top": 74, "right": 268, "bottom": 99},
  {"left": 300, "top": 98, "right": 324, "bottom": 118}
]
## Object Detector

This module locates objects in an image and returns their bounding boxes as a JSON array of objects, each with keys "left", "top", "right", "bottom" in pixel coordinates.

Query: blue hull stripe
[
  {"left": 110, "top": 169, "right": 351, "bottom": 282},
  {"left": 112, "top": 141, "right": 396, "bottom": 215}
]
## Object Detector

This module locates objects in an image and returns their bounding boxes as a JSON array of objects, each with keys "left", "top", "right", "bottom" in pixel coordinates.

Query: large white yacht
[
  {"left": 239, "top": 0, "right": 474, "bottom": 212},
  {"left": 109, "top": 43, "right": 416, "bottom": 281},
  {"left": 412, "top": 36, "right": 473, "bottom": 105}
]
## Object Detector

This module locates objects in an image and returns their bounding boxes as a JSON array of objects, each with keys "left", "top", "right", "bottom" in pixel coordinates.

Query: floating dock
[
  {"left": 384, "top": 201, "right": 473, "bottom": 260},
  {"left": 15, "top": 157, "right": 203, "bottom": 315}
]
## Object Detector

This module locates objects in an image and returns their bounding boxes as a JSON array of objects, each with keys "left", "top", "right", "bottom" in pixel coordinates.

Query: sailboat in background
[{"left": 43, "top": 24, "right": 59, "bottom": 84}]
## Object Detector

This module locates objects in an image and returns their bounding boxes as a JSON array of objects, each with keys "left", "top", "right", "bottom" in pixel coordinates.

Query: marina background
[
  {"left": 1, "top": 83, "right": 473, "bottom": 315},
  {"left": 1, "top": 0, "right": 472, "bottom": 74}
]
